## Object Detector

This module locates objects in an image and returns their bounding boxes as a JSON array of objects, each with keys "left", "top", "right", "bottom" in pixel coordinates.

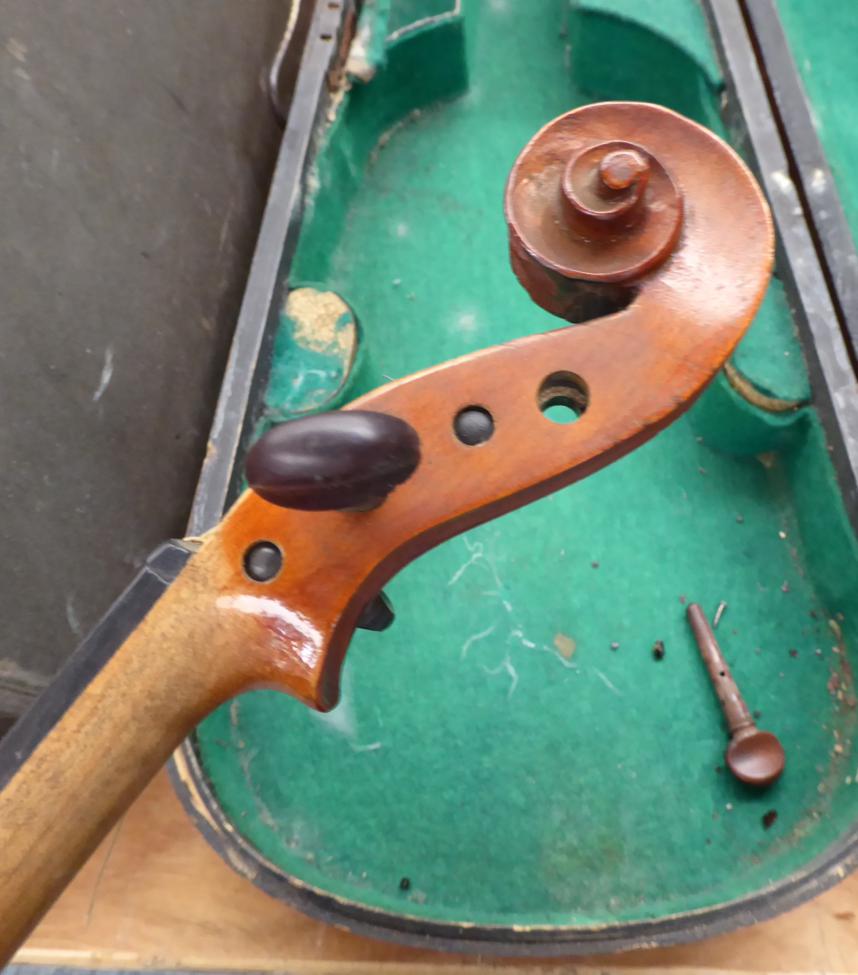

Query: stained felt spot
[{"left": 553, "top": 633, "right": 577, "bottom": 660}]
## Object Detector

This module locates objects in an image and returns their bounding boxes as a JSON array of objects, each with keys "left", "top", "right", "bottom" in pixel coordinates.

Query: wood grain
[{"left": 19, "top": 771, "right": 858, "bottom": 973}]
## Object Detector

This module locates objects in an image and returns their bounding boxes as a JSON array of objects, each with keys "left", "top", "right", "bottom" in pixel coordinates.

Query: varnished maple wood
[
  {"left": 0, "top": 532, "right": 321, "bottom": 960},
  {"left": 0, "top": 102, "right": 773, "bottom": 963}
]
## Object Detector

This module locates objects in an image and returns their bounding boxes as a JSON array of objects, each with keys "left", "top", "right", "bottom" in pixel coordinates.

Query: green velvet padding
[{"left": 194, "top": 0, "right": 858, "bottom": 929}]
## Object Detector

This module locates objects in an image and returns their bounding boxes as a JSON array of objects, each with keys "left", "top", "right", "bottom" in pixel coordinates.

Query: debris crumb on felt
[
  {"left": 652, "top": 640, "right": 665, "bottom": 661},
  {"left": 553, "top": 633, "right": 576, "bottom": 660},
  {"left": 713, "top": 601, "right": 727, "bottom": 628},
  {"left": 762, "top": 809, "right": 778, "bottom": 829}
]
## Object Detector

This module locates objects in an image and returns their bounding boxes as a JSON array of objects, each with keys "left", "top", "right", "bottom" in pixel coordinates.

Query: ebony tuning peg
[
  {"left": 357, "top": 591, "right": 395, "bottom": 632},
  {"left": 245, "top": 410, "right": 421, "bottom": 512}
]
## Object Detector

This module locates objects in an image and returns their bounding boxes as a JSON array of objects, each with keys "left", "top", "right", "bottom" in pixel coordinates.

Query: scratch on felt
[
  {"left": 454, "top": 534, "right": 561, "bottom": 697},
  {"left": 482, "top": 654, "right": 519, "bottom": 698},
  {"left": 228, "top": 699, "right": 288, "bottom": 839},
  {"left": 350, "top": 741, "right": 382, "bottom": 753},
  {"left": 540, "top": 643, "right": 578, "bottom": 670},
  {"left": 594, "top": 668, "right": 622, "bottom": 696},
  {"left": 448, "top": 534, "right": 505, "bottom": 593},
  {"left": 93, "top": 345, "right": 114, "bottom": 402},
  {"left": 238, "top": 745, "right": 284, "bottom": 835},
  {"left": 447, "top": 537, "right": 485, "bottom": 586},
  {"left": 461, "top": 624, "right": 496, "bottom": 659},
  {"left": 510, "top": 626, "right": 535, "bottom": 649},
  {"left": 455, "top": 535, "right": 548, "bottom": 689}
]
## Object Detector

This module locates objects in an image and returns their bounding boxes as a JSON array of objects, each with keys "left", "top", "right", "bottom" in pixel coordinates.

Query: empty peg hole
[
  {"left": 538, "top": 371, "right": 588, "bottom": 424},
  {"left": 244, "top": 541, "right": 283, "bottom": 582},
  {"left": 454, "top": 406, "right": 494, "bottom": 446},
  {"left": 321, "top": 32, "right": 333, "bottom": 41}
]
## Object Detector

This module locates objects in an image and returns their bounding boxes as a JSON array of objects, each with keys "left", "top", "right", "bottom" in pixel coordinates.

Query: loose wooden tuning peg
[{"left": 245, "top": 410, "right": 421, "bottom": 511}]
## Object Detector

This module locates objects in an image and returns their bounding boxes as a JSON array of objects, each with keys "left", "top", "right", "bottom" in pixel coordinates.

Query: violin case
[{"left": 167, "top": 0, "right": 858, "bottom": 954}]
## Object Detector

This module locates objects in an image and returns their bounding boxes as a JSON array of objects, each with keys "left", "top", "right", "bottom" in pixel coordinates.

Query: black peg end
[
  {"left": 246, "top": 410, "right": 420, "bottom": 511},
  {"left": 454, "top": 406, "right": 494, "bottom": 446},
  {"left": 357, "top": 591, "right": 395, "bottom": 632},
  {"left": 244, "top": 541, "right": 283, "bottom": 582}
]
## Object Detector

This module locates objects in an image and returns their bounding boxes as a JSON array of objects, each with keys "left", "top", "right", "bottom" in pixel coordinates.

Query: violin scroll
[{"left": 505, "top": 107, "right": 685, "bottom": 320}]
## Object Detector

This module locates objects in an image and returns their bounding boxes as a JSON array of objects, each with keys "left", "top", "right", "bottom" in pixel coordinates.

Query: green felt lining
[{"left": 194, "top": 0, "right": 858, "bottom": 930}]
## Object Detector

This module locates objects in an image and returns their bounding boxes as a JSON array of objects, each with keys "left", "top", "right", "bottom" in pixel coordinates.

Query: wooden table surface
[{"left": 17, "top": 770, "right": 858, "bottom": 973}]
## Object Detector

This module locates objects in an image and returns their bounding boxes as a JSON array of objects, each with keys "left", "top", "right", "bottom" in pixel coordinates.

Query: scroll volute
[{"left": 217, "top": 101, "right": 773, "bottom": 712}]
